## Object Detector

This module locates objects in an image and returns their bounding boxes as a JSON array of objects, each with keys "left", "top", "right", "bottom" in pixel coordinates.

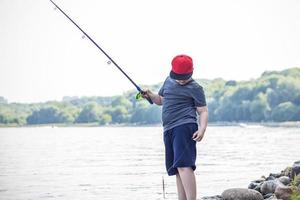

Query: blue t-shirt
[{"left": 158, "top": 77, "right": 206, "bottom": 132}]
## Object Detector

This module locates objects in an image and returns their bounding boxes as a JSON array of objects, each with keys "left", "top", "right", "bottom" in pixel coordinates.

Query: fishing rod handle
[
  {"left": 146, "top": 96, "right": 153, "bottom": 104},
  {"left": 141, "top": 91, "right": 153, "bottom": 104}
]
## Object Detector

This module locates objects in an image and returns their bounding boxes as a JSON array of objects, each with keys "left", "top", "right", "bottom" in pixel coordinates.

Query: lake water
[{"left": 0, "top": 126, "right": 299, "bottom": 200}]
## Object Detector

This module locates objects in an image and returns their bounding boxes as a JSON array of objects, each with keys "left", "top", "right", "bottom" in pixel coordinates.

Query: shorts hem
[{"left": 167, "top": 165, "right": 196, "bottom": 176}]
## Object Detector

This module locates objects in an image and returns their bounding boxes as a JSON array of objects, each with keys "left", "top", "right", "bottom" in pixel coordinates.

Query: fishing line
[{"left": 49, "top": 0, "right": 153, "bottom": 104}]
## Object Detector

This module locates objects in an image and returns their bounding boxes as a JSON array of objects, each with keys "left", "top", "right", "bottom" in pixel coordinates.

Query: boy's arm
[
  {"left": 192, "top": 106, "right": 208, "bottom": 142},
  {"left": 142, "top": 90, "right": 163, "bottom": 105}
]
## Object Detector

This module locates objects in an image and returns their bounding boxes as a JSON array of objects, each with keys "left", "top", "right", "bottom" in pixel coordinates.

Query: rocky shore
[{"left": 201, "top": 161, "right": 300, "bottom": 200}]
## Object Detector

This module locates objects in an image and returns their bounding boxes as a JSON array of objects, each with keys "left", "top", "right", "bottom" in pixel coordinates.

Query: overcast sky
[{"left": 0, "top": 0, "right": 299, "bottom": 103}]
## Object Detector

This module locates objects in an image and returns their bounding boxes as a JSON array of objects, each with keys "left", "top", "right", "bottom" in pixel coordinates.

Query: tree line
[{"left": 0, "top": 68, "right": 300, "bottom": 125}]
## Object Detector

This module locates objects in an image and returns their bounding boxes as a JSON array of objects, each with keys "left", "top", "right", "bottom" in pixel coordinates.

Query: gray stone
[
  {"left": 221, "top": 188, "right": 263, "bottom": 200},
  {"left": 200, "top": 195, "right": 223, "bottom": 200},
  {"left": 260, "top": 180, "right": 283, "bottom": 195},
  {"left": 269, "top": 173, "right": 281, "bottom": 178},
  {"left": 274, "top": 185, "right": 293, "bottom": 200},
  {"left": 253, "top": 183, "right": 262, "bottom": 193},
  {"left": 281, "top": 167, "right": 293, "bottom": 178},
  {"left": 278, "top": 176, "right": 291, "bottom": 185},
  {"left": 253, "top": 177, "right": 266, "bottom": 183},
  {"left": 263, "top": 193, "right": 274, "bottom": 199},
  {"left": 248, "top": 182, "right": 260, "bottom": 189},
  {"left": 266, "top": 176, "right": 276, "bottom": 181},
  {"left": 292, "top": 160, "right": 300, "bottom": 176},
  {"left": 264, "top": 195, "right": 278, "bottom": 200}
]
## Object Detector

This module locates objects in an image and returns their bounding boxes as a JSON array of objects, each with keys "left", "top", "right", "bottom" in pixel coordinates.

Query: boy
[{"left": 142, "top": 54, "right": 208, "bottom": 200}]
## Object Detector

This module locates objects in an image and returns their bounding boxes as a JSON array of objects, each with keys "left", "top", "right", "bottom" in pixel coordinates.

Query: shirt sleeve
[
  {"left": 158, "top": 77, "right": 168, "bottom": 97},
  {"left": 158, "top": 85, "right": 164, "bottom": 96},
  {"left": 192, "top": 86, "right": 207, "bottom": 107}
]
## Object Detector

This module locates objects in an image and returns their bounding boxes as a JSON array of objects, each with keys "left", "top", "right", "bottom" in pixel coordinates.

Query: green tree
[
  {"left": 109, "top": 105, "right": 130, "bottom": 124},
  {"left": 294, "top": 107, "right": 300, "bottom": 121},
  {"left": 236, "top": 100, "right": 251, "bottom": 121},
  {"left": 26, "top": 106, "right": 67, "bottom": 124},
  {"left": 75, "top": 103, "right": 100, "bottom": 123},
  {"left": 99, "top": 114, "right": 112, "bottom": 125},
  {"left": 225, "top": 80, "right": 237, "bottom": 87},
  {"left": 265, "top": 76, "right": 300, "bottom": 108},
  {"left": 249, "top": 93, "right": 270, "bottom": 122},
  {"left": 207, "top": 99, "right": 219, "bottom": 122},
  {"left": 266, "top": 88, "right": 278, "bottom": 108},
  {"left": 111, "top": 96, "right": 132, "bottom": 110},
  {"left": 131, "top": 101, "right": 149, "bottom": 124},
  {"left": 0, "top": 113, "right": 6, "bottom": 123},
  {"left": 231, "top": 86, "right": 253, "bottom": 102},
  {"left": 144, "top": 106, "right": 161, "bottom": 124},
  {"left": 271, "top": 102, "right": 298, "bottom": 122}
]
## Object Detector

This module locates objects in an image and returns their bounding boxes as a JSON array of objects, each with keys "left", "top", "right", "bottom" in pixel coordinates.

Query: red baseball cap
[{"left": 170, "top": 54, "right": 194, "bottom": 80}]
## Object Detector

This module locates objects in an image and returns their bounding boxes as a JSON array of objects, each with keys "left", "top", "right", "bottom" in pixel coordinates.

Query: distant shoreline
[{"left": 1, "top": 121, "right": 300, "bottom": 128}]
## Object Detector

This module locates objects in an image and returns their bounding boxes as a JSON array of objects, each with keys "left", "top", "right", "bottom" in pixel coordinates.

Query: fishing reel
[
  {"left": 135, "top": 91, "right": 153, "bottom": 104},
  {"left": 135, "top": 91, "right": 143, "bottom": 101}
]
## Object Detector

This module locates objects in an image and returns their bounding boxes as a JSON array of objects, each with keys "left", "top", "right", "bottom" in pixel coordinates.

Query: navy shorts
[{"left": 163, "top": 123, "right": 198, "bottom": 176}]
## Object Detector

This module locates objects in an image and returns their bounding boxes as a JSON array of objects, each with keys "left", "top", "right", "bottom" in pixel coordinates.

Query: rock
[
  {"left": 264, "top": 195, "right": 278, "bottom": 200},
  {"left": 274, "top": 185, "right": 293, "bottom": 200},
  {"left": 200, "top": 195, "right": 223, "bottom": 200},
  {"left": 266, "top": 176, "right": 276, "bottom": 181},
  {"left": 263, "top": 193, "right": 274, "bottom": 199},
  {"left": 269, "top": 173, "right": 281, "bottom": 178},
  {"left": 278, "top": 176, "right": 291, "bottom": 185},
  {"left": 260, "top": 180, "right": 283, "bottom": 195},
  {"left": 253, "top": 183, "right": 262, "bottom": 193},
  {"left": 281, "top": 167, "right": 293, "bottom": 178},
  {"left": 253, "top": 177, "right": 266, "bottom": 183},
  {"left": 248, "top": 182, "right": 260, "bottom": 189},
  {"left": 292, "top": 160, "right": 300, "bottom": 176},
  {"left": 221, "top": 188, "right": 263, "bottom": 200}
]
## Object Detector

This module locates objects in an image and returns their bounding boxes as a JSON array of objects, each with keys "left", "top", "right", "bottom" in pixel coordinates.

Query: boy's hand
[
  {"left": 192, "top": 130, "right": 205, "bottom": 142},
  {"left": 140, "top": 90, "right": 154, "bottom": 104},
  {"left": 141, "top": 89, "right": 152, "bottom": 99},
  {"left": 141, "top": 89, "right": 163, "bottom": 105}
]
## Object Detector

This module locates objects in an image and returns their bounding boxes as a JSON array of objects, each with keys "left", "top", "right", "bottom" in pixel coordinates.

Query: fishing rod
[{"left": 49, "top": 0, "right": 153, "bottom": 104}]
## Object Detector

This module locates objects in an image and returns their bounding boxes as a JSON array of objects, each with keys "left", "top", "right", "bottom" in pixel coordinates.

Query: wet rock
[
  {"left": 274, "top": 185, "right": 293, "bottom": 200},
  {"left": 200, "top": 195, "right": 223, "bottom": 200},
  {"left": 292, "top": 160, "right": 300, "bottom": 176},
  {"left": 221, "top": 188, "right": 263, "bottom": 200},
  {"left": 260, "top": 180, "right": 283, "bottom": 195},
  {"left": 278, "top": 176, "right": 291, "bottom": 185}
]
